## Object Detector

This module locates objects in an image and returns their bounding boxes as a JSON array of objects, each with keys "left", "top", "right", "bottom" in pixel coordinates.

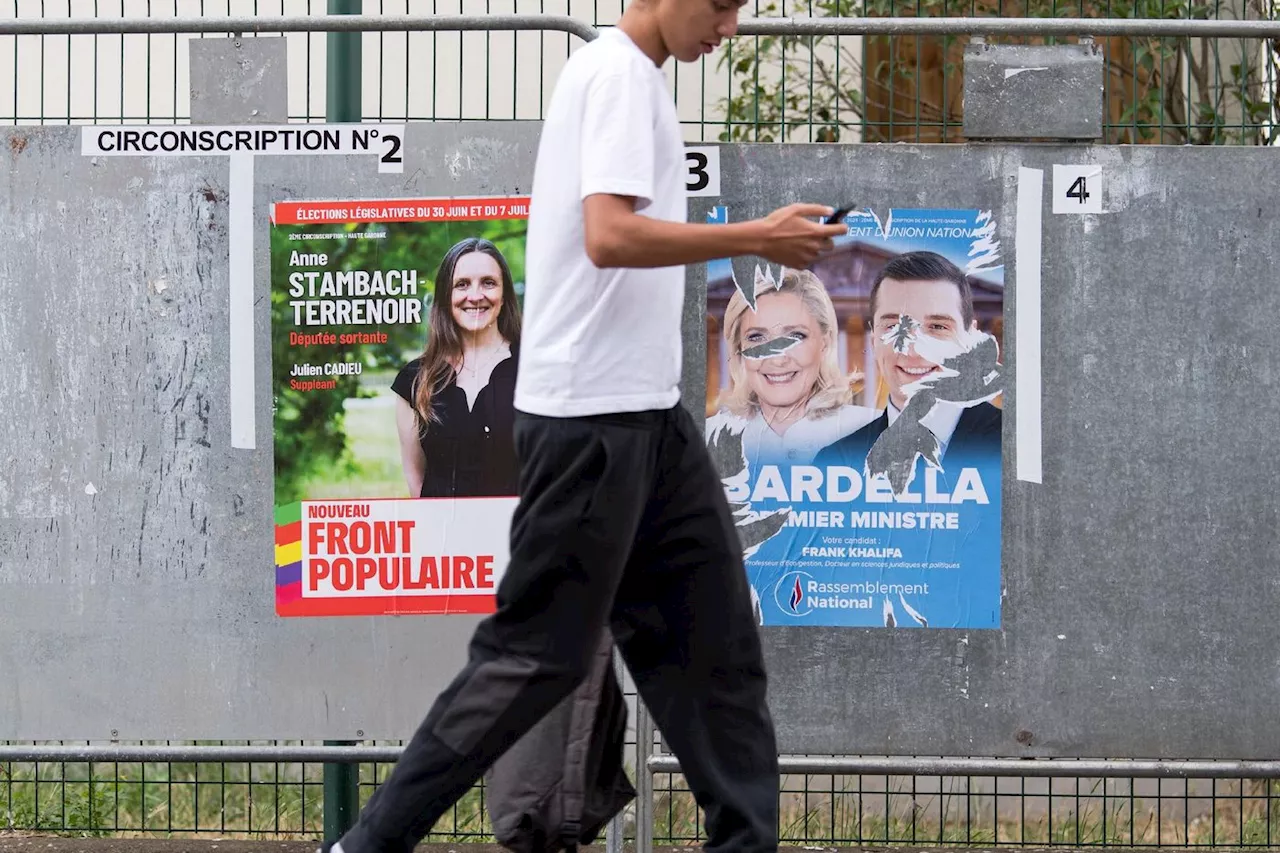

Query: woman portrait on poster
[
  {"left": 707, "top": 265, "right": 878, "bottom": 467},
  {"left": 392, "top": 237, "right": 522, "bottom": 499}
]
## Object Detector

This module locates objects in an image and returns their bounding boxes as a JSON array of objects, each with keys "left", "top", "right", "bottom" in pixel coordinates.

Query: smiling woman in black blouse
[{"left": 391, "top": 237, "right": 522, "bottom": 498}]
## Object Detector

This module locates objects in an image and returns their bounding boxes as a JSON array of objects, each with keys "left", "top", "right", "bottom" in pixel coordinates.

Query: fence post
[
  {"left": 323, "top": 750, "right": 360, "bottom": 843},
  {"left": 326, "top": 0, "right": 363, "bottom": 122},
  {"left": 635, "top": 702, "right": 654, "bottom": 853},
  {"left": 321, "top": 4, "right": 363, "bottom": 841}
]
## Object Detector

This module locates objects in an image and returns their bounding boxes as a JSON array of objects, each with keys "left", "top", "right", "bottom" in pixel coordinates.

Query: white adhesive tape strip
[
  {"left": 1015, "top": 166, "right": 1043, "bottom": 484},
  {"left": 229, "top": 153, "right": 256, "bottom": 450}
]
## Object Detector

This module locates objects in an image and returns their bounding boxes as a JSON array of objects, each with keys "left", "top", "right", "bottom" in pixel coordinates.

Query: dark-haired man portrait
[{"left": 812, "top": 249, "right": 1001, "bottom": 473}]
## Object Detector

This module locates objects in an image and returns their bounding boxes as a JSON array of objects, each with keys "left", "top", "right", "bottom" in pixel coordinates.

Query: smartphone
[{"left": 824, "top": 204, "right": 857, "bottom": 225}]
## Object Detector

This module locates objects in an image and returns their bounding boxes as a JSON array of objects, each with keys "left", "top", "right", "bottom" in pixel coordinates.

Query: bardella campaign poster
[
  {"left": 704, "top": 208, "right": 1004, "bottom": 629},
  {"left": 268, "top": 195, "right": 529, "bottom": 617}
]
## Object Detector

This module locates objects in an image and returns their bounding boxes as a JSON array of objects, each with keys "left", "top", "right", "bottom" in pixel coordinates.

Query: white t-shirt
[{"left": 514, "top": 28, "right": 689, "bottom": 418}]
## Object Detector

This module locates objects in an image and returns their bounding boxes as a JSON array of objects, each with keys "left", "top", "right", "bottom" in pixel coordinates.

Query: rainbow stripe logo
[{"left": 274, "top": 502, "right": 303, "bottom": 614}]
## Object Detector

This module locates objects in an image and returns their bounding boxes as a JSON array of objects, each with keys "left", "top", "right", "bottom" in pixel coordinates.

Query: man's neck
[{"left": 616, "top": 7, "right": 670, "bottom": 66}]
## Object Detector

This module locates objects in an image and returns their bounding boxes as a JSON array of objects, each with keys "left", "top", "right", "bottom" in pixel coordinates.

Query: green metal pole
[
  {"left": 323, "top": 3, "right": 362, "bottom": 843},
  {"left": 326, "top": 0, "right": 362, "bottom": 122},
  {"left": 323, "top": 745, "right": 360, "bottom": 843}
]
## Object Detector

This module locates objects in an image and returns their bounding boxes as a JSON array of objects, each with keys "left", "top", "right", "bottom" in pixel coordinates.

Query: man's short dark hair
[{"left": 868, "top": 250, "right": 975, "bottom": 330}]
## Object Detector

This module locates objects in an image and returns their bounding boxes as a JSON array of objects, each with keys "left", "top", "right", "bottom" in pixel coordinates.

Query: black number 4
[{"left": 1067, "top": 175, "right": 1089, "bottom": 204}]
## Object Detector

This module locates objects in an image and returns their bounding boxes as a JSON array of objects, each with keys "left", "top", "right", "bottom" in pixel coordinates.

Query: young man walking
[{"left": 323, "top": 1, "right": 846, "bottom": 850}]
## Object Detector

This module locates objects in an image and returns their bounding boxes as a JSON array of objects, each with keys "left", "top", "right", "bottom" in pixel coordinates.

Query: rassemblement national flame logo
[{"left": 774, "top": 571, "right": 814, "bottom": 616}]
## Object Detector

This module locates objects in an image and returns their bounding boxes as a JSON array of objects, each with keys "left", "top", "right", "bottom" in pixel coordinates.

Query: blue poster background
[{"left": 704, "top": 207, "right": 1004, "bottom": 629}]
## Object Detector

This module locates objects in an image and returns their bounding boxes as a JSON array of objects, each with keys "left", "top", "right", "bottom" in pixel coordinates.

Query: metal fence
[
  {"left": 10, "top": 741, "right": 1280, "bottom": 846},
  {"left": 3, "top": 4, "right": 1280, "bottom": 850},
  {"left": 1, "top": 1, "right": 1277, "bottom": 142}
]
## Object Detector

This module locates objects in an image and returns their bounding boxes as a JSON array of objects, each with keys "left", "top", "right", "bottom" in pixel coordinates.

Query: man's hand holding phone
[{"left": 754, "top": 203, "right": 851, "bottom": 269}]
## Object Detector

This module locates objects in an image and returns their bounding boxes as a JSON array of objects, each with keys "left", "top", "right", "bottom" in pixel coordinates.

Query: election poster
[
  {"left": 268, "top": 195, "right": 529, "bottom": 617},
  {"left": 704, "top": 207, "right": 1004, "bottom": 629}
]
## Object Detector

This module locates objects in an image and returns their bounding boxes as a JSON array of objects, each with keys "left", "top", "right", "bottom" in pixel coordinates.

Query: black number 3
[{"left": 686, "top": 151, "right": 710, "bottom": 192}]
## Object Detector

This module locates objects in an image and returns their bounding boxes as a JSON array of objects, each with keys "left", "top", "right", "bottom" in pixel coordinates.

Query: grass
[
  {"left": 0, "top": 751, "right": 492, "bottom": 842},
  {"left": 1, "top": 750, "right": 324, "bottom": 838},
  {"left": 296, "top": 375, "right": 410, "bottom": 501},
  {"left": 12, "top": 755, "right": 1280, "bottom": 848},
  {"left": 650, "top": 774, "right": 1280, "bottom": 849},
  {"left": 10, "top": 753, "right": 1280, "bottom": 845}
]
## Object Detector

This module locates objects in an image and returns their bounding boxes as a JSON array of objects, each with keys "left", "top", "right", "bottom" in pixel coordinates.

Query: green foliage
[
  {"left": 269, "top": 217, "right": 527, "bottom": 506},
  {"left": 3, "top": 778, "right": 116, "bottom": 835},
  {"left": 13, "top": 757, "right": 1280, "bottom": 846},
  {"left": 0, "top": 756, "right": 497, "bottom": 840},
  {"left": 714, "top": 0, "right": 1277, "bottom": 145}
]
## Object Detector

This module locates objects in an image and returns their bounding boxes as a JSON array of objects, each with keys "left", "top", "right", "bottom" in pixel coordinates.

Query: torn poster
[
  {"left": 268, "top": 195, "right": 530, "bottom": 617},
  {"left": 705, "top": 207, "right": 1004, "bottom": 629}
]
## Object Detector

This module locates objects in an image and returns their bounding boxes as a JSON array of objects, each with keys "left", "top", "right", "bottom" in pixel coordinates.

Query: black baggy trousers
[{"left": 338, "top": 403, "right": 780, "bottom": 853}]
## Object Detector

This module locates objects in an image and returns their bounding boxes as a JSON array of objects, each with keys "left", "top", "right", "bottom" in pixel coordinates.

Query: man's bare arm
[{"left": 582, "top": 193, "right": 847, "bottom": 271}]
